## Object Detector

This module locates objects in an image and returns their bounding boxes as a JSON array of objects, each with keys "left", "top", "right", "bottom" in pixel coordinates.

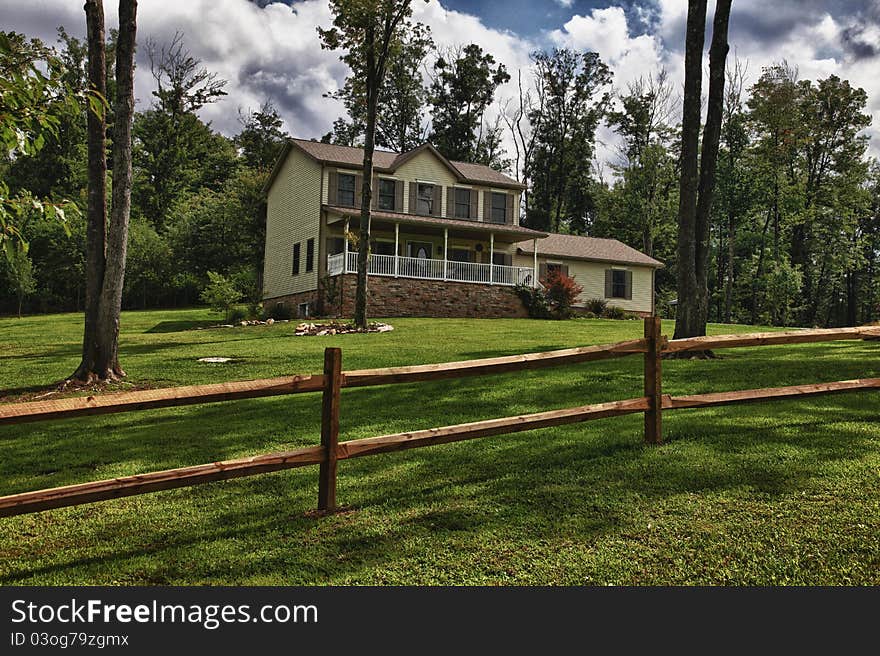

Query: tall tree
[
  {"left": 132, "top": 32, "right": 229, "bottom": 227},
  {"left": 606, "top": 70, "right": 677, "bottom": 258},
  {"left": 526, "top": 48, "right": 611, "bottom": 233},
  {"left": 673, "top": 0, "right": 732, "bottom": 344},
  {"left": 714, "top": 58, "right": 750, "bottom": 323},
  {"left": 428, "top": 43, "right": 510, "bottom": 166},
  {"left": 503, "top": 67, "right": 546, "bottom": 214},
  {"left": 319, "top": 0, "right": 415, "bottom": 330},
  {"left": 235, "top": 101, "right": 289, "bottom": 170},
  {"left": 72, "top": 0, "right": 138, "bottom": 382},
  {"left": 324, "top": 22, "right": 432, "bottom": 152}
]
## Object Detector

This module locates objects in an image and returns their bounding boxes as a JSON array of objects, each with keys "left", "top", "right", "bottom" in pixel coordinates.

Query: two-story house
[{"left": 262, "top": 138, "right": 662, "bottom": 318}]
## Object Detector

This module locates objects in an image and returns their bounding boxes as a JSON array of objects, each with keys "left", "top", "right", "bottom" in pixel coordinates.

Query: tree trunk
[
  {"left": 672, "top": 0, "right": 707, "bottom": 342},
  {"left": 693, "top": 0, "right": 731, "bottom": 328},
  {"left": 724, "top": 202, "right": 735, "bottom": 323},
  {"left": 73, "top": 0, "right": 108, "bottom": 382},
  {"left": 96, "top": 0, "right": 137, "bottom": 378},
  {"left": 845, "top": 270, "right": 857, "bottom": 327},
  {"left": 674, "top": 0, "right": 731, "bottom": 348},
  {"left": 71, "top": 0, "right": 137, "bottom": 382},
  {"left": 354, "top": 28, "right": 377, "bottom": 330}
]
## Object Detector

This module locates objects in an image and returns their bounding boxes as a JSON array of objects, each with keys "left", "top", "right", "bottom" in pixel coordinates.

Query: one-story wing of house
[{"left": 512, "top": 233, "right": 663, "bottom": 316}]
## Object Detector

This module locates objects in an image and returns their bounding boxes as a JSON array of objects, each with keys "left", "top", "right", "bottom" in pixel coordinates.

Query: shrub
[
  {"left": 265, "top": 302, "right": 292, "bottom": 321},
  {"left": 228, "top": 306, "right": 247, "bottom": 323},
  {"left": 514, "top": 284, "right": 552, "bottom": 319},
  {"left": 602, "top": 305, "right": 627, "bottom": 320},
  {"left": 578, "top": 311, "right": 597, "bottom": 319},
  {"left": 200, "top": 271, "right": 243, "bottom": 321},
  {"left": 584, "top": 298, "right": 607, "bottom": 315},
  {"left": 247, "top": 302, "right": 263, "bottom": 320},
  {"left": 542, "top": 269, "right": 584, "bottom": 319}
]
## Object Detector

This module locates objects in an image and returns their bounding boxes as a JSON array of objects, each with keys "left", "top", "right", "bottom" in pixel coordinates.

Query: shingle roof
[
  {"left": 324, "top": 204, "right": 547, "bottom": 239},
  {"left": 287, "top": 138, "right": 524, "bottom": 189},
  {"left": 292, "top": 139, "right": 400, "bottom": 169},
  {"left": 514, "top": 233, "right": 663, "bottom": 268}
]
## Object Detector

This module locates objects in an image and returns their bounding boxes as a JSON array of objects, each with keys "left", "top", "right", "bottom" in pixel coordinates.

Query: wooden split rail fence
[{"left": 1, "top": 318, "right": 879, "bottom": 518}]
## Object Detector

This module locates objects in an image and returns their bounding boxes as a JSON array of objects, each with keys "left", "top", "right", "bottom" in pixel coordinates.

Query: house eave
[
  {"left": 515, "top": 248, "right": 665, "bottom": 269},
  {"left": 324, "top": 204, "right": 548, "bottom": 239}
]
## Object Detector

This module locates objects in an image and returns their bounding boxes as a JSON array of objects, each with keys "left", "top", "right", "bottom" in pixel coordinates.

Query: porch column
[
  {"left": 344, "top": 218, "right": 350, "bottom": 273},
  {"left": 394, "top": 222, "right": 400, "bottom": 277},
  {"left": 489, "top": 233, "right": 494, "bottom": 284},
  {"left": 443, "top": 228, "right": 448, "bottom": 281},
  {"left": 532, "top": 238, "right": 538, "bottom": 288}
]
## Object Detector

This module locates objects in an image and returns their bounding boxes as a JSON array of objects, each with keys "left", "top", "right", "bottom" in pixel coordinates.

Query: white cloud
[
  {"left": 551, "top": 7, "right": 666, "bottom": 89},
  {"left": 0, "top": 0, "right": 876, "bottom": 164}
]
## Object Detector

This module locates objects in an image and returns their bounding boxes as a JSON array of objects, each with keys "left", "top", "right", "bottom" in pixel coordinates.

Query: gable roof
[
  {"left": 263, "top": 138, "right": 525, "bottom": 194},
  {"left": 514, "top": 233, "right": 664, "bottom": 268}
]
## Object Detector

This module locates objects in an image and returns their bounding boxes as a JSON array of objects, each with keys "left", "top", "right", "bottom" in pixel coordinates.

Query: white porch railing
[
  {"left": 327, "top": 252, "right": 345, "bottom": 276},
  {"left": 328, "top": 251, "right": 535, "bottom": 287}
]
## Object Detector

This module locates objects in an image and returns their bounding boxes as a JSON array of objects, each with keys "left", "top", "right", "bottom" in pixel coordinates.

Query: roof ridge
[{"left": 291, "top": 137, "right": 400, "bottom": 156}]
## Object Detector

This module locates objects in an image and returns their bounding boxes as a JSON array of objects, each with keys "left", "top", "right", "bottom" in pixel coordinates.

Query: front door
[{"left": 407, "top": 241, "right": 433, "bottom": 259}]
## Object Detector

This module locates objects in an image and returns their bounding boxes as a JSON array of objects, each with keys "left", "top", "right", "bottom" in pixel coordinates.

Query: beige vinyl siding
[
  {"left": 395, "top": 151, "right": 458, "bottom": 216},
  {"left": 263, "top": 147, "right": 322, "bottom": 299},
  {"left": 511, "top": 254, "right": 655, "bottom": 314}
]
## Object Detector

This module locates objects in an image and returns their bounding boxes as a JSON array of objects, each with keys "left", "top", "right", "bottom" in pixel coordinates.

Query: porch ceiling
[{"left": 323, "top": 204, "right": 547, "bottom": 241}]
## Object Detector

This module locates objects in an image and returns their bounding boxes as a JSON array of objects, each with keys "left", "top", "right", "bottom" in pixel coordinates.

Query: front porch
[
  {"left": 324, "top": 207, "right": 542, "bottom": 289},
  {"left": 328, "top": 251, "right": 536, "bottom": 287}
]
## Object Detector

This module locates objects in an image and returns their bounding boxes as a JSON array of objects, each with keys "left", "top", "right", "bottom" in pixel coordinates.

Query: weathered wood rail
[{"left": 1, "top": 319, "right": 877, "bottom": 518}]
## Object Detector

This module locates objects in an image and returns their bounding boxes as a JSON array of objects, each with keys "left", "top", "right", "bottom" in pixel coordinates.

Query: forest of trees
[
  {"left": 2, "top": 14, "right": 878, "bottom": 328},
  {"left": 0, "top": 27, "right": 287, "bottom": 316}
]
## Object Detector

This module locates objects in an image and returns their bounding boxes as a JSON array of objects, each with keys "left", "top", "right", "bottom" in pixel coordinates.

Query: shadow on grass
[
  {"left": 1, "top": 341, "right": 879, "bottom": 583},
  {"left": 145, "top": 320, "right": 219, "bottom": 333},
  {"left": 2, "top": 388, "right": 877, "bottom": 584}
]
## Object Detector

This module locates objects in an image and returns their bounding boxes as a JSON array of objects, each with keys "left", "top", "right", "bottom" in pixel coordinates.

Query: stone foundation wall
[
  {"left": 325, "top": 275, "right": 528, "bottom": 319},
  {"left": 263, "top": 289, "right": 320, "bottom": 318}
]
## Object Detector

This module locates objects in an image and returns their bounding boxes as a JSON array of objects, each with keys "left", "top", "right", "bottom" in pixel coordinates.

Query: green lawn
[{"left": 0, "top": 309, "right": 878, "bottom": 585}]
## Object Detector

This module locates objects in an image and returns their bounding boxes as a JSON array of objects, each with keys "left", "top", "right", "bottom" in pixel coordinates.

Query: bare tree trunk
[
  {"left": 672, "top": 0, "right": 707, "bottom": 341},
  {"left": 724, "top": 202, "right": 735, "bottom": 323},
  {"left": 73, "top": 0, "right": 108, "bottom": 382},
  {"left": 354, "top": 28, "right": 377, "bottom": 330},
  {"left": 71, "top": 0, "right": 137, "bottom": 382},
  {"left": 674, "top": 0, "right": 731, "bottom": 349},
  {"left": 95, "top": 0, "right": 137, "bottom": 378},
  {"left": 693, "top": 0, "right": 731, "bottom": 329}
]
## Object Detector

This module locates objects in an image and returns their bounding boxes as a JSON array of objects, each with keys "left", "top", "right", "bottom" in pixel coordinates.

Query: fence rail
[{"left": 1, "top": 320, "right": 877, "bottom": 518}]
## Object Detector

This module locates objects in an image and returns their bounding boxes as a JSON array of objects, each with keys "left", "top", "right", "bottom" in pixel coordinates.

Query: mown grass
[{"left": 0, "top": 308, "right": 878, "bottom": 585}]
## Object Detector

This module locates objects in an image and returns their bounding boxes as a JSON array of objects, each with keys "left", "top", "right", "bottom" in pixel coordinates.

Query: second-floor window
[
  {"left": 455, "top": 188, "right": 471, "bottom": 219},
  {"left": 417, "top": 183, "right": 434, "bottom": 215},
  {"left": 337, "top": 173, "right": 356, "bottom": 207},
  {"left": 378, "top": 179, "right": 396, "bottom": 210},
  {"left": 490, "top": 192, "right": 508, "bottom": 223}
]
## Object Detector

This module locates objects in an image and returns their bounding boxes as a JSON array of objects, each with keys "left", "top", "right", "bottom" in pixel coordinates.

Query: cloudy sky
[{"left": 4, "top": 0, "right": 879, "bottom": 166}]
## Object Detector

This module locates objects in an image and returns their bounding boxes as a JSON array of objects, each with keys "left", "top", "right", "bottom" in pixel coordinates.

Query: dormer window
[
  {"left": 416, "top": 183, "right": 434, "bottom": 215},
  {"left": 378, "top": 178, "right": 396, "bottom": 210}
]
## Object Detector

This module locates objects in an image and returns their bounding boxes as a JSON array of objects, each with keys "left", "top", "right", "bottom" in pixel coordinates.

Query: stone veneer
[
  {"left": 320, "top": 274, "right": 529, "bottom": 319},
  {"left": 263, "top": 289, "right": 320, "bottom": 318}
]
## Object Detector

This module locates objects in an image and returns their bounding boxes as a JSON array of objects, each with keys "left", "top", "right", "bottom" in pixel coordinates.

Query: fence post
[
  {"left": 318, "top": 347, "right": 342, "bottom": 511},
  {"left": 644, "top": 316, "right": 663, "bottom": 445}
]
